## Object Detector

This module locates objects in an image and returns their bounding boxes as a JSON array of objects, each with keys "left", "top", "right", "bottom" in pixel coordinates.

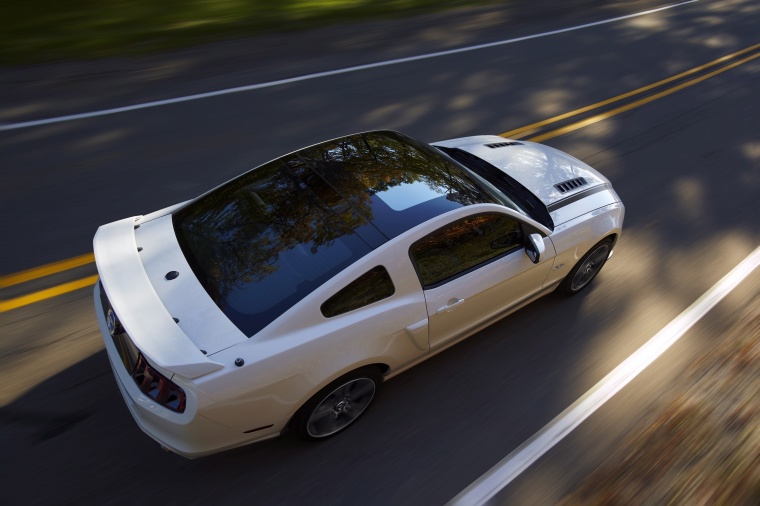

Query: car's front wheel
[
  {"left": 560, "top": 238, "right": 613, "bottom": 295},
  {"left": 291, "top": 367, "right": 382, "bottom": 441}
]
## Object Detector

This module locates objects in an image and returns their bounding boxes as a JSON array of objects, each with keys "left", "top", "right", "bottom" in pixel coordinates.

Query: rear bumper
[{"left": 94, "top": 282, "right": 277, "bottom": 457}]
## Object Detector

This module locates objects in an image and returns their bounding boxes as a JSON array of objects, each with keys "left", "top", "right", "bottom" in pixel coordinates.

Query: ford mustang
[{"left": 94, "top": 130, "right": 624, "bottom": 457}]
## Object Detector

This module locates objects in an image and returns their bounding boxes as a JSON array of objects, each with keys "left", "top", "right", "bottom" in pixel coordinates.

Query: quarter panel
[
  {"left": 196, "top": 235, "right": 433, "bottom": 431},
  {"left": 198, "top": 291, "right": 427, "bottom": 430}
]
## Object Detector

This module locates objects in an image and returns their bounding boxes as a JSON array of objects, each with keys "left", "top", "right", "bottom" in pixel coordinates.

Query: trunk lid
[{"left": 94, "top": 216, "right": 243, "bottom": 378}]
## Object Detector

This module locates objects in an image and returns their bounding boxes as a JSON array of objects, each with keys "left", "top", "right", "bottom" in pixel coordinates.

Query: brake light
[{"left": 132, "top": 354, "right": 186, "bottom": 413}]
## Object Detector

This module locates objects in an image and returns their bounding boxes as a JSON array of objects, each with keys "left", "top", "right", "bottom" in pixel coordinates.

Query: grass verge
[
  {"left": 562, "top": 295, "right": 760, "bottom": 504},
  {"left": 1, "top": 0, "right": 501, "bottom": 65}
]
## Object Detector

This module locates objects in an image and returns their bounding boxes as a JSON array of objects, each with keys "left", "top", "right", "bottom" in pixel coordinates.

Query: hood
[{"left": 432, "top": 135, "right": 610, "bottom": 206}]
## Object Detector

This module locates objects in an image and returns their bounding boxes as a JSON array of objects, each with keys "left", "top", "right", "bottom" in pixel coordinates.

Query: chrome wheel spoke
[
  {"left": 347, "top": 379, "right": 374, "bottom": 400},
  {"left": 320, "top": 413, "right": 342, "bottom": 434},
  {"left": 309, "top": 402, "right": 336, "bottom": 423},
  {"left": 332, "top": 383, "right": 352, "bottom": 399},
  {"left": 307, "top": 394, "right": 342, "bottom": 432},
  {"left": 342, "top": 403, "right": 364, "bottom": 419}
]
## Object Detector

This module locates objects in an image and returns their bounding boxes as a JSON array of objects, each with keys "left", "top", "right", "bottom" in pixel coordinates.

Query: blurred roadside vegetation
[
  {"left": 1, "top": 0, "right": 500, "bottom": 65},
  {"left": 562, "top": 296, "right": 760, "bottom": 504}
]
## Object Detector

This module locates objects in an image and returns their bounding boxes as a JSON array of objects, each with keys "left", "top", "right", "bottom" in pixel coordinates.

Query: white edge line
[
  {"left": 0, "top": 0, "right": 700, "bottom": 132},
  {"left": 448, "top": 244, "right": 760, "bottom": 506}
]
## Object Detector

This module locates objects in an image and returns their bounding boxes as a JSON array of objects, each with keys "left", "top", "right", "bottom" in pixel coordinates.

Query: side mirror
[{"left": 525, "top": 233, "right": 545, "bottom": 264}]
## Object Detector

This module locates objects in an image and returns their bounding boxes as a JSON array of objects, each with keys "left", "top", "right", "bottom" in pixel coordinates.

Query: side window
[
  {"left": 411, "top": 213, "right": 523, "bottom": 288},
  {"left": 321, "top": 266, "right": 395, "bottom": 318}
]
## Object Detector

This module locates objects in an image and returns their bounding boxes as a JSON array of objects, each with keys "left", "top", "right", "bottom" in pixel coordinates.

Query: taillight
[{"left": 132, "top": 354, "right": 186, "bottom": 413}]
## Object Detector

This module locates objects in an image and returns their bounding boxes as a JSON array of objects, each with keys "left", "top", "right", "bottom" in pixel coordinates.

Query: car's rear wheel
[
  {"left": 560, "top": 238, "right": 613, "bottom": 295},
  {"left": 292, "top": 367, "right": 382, "bottom": 441}
]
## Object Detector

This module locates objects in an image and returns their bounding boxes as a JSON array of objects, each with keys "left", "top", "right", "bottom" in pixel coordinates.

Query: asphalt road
[{"left": 1, "top": 0, "right": 759, "bottom": 504}]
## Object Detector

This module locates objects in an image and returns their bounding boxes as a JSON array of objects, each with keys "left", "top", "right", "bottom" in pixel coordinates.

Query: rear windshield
[{"left": 173, "top": 159, "right": 371, "bottom": 337}]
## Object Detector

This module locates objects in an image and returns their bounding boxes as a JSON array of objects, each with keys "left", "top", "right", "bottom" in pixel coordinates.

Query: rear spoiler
[{"left": 94, "top": 217, "right": 224, "bottom": 379}]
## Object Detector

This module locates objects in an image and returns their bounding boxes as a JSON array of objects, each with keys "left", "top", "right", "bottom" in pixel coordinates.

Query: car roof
[
  {"left": 172, "top": 130, "right": 497, "bottom": 337},
  {"left": 289, "top": 130, "right": 497, "bottom": 244}
]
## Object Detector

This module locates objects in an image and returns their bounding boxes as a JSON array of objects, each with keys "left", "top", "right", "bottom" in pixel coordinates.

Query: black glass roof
[{"left": 294, "top": 131, "right": 497, "bottom": 240}]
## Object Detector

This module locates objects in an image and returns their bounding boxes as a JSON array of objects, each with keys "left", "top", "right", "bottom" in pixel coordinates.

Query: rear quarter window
[{"left": 321, "top": 266, "right": 395, "bottom": 318}]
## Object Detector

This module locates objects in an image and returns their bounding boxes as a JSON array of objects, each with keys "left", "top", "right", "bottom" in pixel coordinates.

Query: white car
[{"left": 94, "top": 130, "right": 624, "bottom": 457}]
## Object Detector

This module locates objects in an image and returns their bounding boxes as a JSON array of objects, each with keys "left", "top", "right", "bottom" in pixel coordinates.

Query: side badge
[{"left": 553, "top": 263, "right": 565, "bottom": 271}]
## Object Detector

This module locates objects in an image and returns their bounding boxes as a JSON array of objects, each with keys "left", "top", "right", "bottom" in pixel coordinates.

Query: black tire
[
  {"left": 559, "top": 238, "right": 613, "bottom": 296},
  {"left": 291, "top": 367, "right": 382, "bottom": 441}
]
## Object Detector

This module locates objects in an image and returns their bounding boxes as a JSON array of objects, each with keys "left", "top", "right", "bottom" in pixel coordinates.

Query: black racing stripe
[{"left": 547, "top": 184, "right": 610, "bottom": 212}]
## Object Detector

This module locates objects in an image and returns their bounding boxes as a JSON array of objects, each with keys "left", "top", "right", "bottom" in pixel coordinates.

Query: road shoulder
[{"left": 493, "top": 266, "right": 760, "bottom": 504}]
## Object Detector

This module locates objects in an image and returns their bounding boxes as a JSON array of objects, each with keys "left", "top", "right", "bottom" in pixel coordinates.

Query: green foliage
[{"left": 1, "top": 0, "right": 500, "bottom": 64}]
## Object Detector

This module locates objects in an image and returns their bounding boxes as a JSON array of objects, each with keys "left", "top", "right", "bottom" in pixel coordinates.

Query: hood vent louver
[
  {"left": 554, "top": 177, "right": 588, "bottom": 193},
  {"left": 485, "top": 141, "right": 523, "bottom": 149}
]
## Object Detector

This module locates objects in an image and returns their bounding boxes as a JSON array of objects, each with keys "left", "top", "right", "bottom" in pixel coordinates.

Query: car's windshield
[
  {"left": 435, "top": 146, "right": 554, "bottom": 231},
  {"left": 294, "top": 131, "right": 500, "bottom": 239}
]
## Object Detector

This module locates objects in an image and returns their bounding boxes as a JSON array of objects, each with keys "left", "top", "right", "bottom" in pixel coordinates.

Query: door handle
[{"left": 436, "top": 298, "right": 465, "bottom": 314}]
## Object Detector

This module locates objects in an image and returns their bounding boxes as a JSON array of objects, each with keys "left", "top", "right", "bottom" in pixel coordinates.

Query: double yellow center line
[
  {"left": 2, "top": 42, "right": 759, "bottom": 313},
  {"left": 0, "top": 252, "right": 94, "bottom": 288},
  {"left": 0, "top": 253, "right": 98, "bottom": 312},
  {"left": 501, "top": 42, "right": 760, "bottom": 142}
]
